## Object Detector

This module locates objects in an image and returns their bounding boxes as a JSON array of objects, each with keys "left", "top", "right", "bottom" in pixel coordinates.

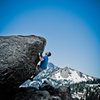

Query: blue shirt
[{"left": 40, "top": 56, "right": 48, "bottom": 69}]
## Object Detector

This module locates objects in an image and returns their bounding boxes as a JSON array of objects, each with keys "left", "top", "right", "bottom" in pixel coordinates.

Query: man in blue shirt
[
  {"left": 39, "top": 52, "right": 51, "bottom": 69},
  {"left": 36, "top": 52, "right": 51, "bottom": 73},
  {"left": 30, "top": 52, "right": 51, "bottom": 80}
]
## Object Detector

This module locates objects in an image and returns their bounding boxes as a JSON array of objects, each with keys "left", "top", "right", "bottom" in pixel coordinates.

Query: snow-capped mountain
[
  {"left": 50, "top": 66, "right": 94, "bottom": 83},
  {"left": 20, "top": 62, "right": 98, "bottom": 88}
]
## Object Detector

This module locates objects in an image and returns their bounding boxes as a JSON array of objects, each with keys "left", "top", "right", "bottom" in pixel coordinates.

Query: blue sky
[{"left": 0, "top": 0, "right": 100, "bottom": 78}]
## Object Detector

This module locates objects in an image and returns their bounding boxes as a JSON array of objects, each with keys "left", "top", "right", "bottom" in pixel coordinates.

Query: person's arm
[{"left": 38, "top": 53, "right": 44, "bottom": 62}]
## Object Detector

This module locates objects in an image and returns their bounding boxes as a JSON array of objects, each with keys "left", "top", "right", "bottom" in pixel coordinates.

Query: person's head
[{"left": 45, "top": 52, "right": 51, "bottom": 57}]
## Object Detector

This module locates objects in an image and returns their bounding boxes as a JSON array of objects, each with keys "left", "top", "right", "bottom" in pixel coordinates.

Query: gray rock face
[
  {"left": 15, "top": 87, "right": 50, "bottom": 100},
  {"left": 14, "top": 84, "right": 73, "bottom": 100},
  {"left": 56, "top": 86, "right": 72, "bottom": 100},
  {"left": 0, "top": 35, "right": 46, "bottom": 99}
]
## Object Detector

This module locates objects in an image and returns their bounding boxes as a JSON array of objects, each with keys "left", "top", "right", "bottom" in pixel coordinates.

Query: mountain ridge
[
  {"left": 20, "top": 62, "right": 100, "bottom": 88},
  {"left": 48, "top": 62, "right": 99, "bottom": 79}
]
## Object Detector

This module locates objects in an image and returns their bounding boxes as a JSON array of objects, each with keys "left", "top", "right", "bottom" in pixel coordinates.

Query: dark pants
[{"left": 34, "top": 65, "right": 44, "bottom": 76}]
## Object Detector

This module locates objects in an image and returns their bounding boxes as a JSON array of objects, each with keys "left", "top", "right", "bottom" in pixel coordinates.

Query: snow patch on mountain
[{"left": 50, "top": 66, "right": 94, "bottom": 84}]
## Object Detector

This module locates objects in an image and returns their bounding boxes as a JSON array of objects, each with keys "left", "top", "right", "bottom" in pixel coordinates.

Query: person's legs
[
  {"left": 29, "top": 65, "right": 43, "bottom": 81},
  {"left": 34, "top": 65, "right": 42, "bottom": 75}
]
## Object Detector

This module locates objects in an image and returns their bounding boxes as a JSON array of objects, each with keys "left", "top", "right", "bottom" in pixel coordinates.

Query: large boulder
[
  {"left": 40, "top": 84, "right": 73, "bottom": 100},
  {"left": 14, "top": 84, "right": 73, "bottom": 100},
  {"left": 15, "top": 87, "right": 51, "bottom": 100},
  {"left": 0, "top": 35, "right": 46, "bottom": 99}
]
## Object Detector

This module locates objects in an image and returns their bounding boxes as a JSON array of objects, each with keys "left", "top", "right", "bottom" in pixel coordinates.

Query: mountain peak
[{"left": 49, "top": 63, "right": 95, "bottom": 83}]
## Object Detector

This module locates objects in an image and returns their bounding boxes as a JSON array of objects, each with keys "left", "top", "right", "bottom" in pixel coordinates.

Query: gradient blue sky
[{"left": 0, "top": 0, "right": 100, "bottom": 78}]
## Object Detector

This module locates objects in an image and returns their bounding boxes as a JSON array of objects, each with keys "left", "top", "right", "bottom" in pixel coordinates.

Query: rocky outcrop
[
  {"left": 15, "top": 87, "right": 51, "bottom": 100},
  {"left": 40, "top": 84, "right": 73, "bottom": 100},
  {"left": 15, "top": 84, "right": 73, "bottom": 100},
  {"left": 0, "top": 35, "right": 46, "bottom": 100}
]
